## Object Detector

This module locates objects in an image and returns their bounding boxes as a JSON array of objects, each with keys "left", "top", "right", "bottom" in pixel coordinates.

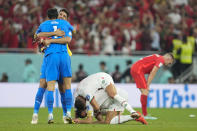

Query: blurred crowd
[
  {"left": 0, "top": 0, "right": 197, "bottom": 55},
  {"left": 72, "top": 60, "right": 197, "bottom": 83}
]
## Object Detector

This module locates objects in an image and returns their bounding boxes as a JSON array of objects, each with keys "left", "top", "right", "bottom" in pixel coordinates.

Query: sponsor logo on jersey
[
  {"left": 86, "top": 95, "right": 90, "bottom": 101},
  {"left": 69, "top": 31, "right": 72, "bottom": 36},
  {"left": 159, "top": 63, "right": 163, "bottom": 67}
]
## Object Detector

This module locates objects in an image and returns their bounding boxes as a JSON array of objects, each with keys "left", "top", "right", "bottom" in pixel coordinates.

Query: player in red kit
[{"left": 130, "top": 53, "right": 174, "bottom": 118}]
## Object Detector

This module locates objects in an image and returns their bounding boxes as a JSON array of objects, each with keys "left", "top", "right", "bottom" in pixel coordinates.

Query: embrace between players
[{"left": 31, "top": 8, "right": 174, "bottom": 125}]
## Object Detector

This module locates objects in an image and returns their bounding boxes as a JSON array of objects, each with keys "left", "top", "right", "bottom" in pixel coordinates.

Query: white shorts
[{"left": 101, "top": 88, "right": 128, "bottom": 113}]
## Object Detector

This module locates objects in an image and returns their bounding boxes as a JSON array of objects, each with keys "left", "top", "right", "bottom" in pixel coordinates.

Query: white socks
[
  {"left": 110, "top": 115, "right": 133, "bottom": 124},
  {"left": 113, "top": 94, "right": 136, "bottom": 114}
]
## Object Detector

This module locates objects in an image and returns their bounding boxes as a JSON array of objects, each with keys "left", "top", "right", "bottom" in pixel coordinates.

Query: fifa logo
[
  {"left": 147, "top": 84, "right": 196, "bottom": 108},
  {"left": 183, "top": 85, "right": 195, "bottom": 108}
]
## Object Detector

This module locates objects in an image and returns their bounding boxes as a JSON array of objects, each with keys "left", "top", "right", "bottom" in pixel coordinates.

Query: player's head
[
  {"left": 25, "top": 58, "right": 32, "bottom": 65},
  {"left": 58, "top": 8, "right": 69, "bottom": 20},
  {"left": 74, "top": 96, "right": 87, "bottom": 118},
  {"left": 47, "top": 8, "right": 58, "bottom": 19},
  {"left": 163, "top": 53, "right": 174, "bottom": 66}
]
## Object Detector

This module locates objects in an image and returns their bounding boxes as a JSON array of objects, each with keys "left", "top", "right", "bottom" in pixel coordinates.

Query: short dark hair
[
  {"left": 100, "top": 61, "right": 106, "bottom": 66},
  {"left": 74, "top": 96, "right": 86, "bottom": 118},
  {"left": 126, "top": 60, "right": 132, "bottom": 65},
  {"left": 60, "top": 8, "right": 69, "bottom": 18},
  {"left": 75, "top": 97, "right": 86, "bottom": 111},
  {"left": 47, "top": 8, "right": 58, "bottom": 19},
  {"left": 167, "top": 52, "right": 174, "bottom": 61},
  {"left": 115, "top": 65, "right": 119, "bottom": 70},
  {"left": 79, "top": 64, "right": 83, "bottom": 70},
  {"left": 26, "top": 58, "right": 32, "bottom": 64}
]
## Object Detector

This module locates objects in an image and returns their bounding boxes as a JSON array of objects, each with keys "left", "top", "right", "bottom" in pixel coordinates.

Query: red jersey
[{"left": 133, "top": 54, "right": 164, "bottom": 74}]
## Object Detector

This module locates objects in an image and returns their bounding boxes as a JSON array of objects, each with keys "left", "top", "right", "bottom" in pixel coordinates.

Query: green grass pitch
[{"left": 0, "top": 108, "right": 197, "bottom": 131}]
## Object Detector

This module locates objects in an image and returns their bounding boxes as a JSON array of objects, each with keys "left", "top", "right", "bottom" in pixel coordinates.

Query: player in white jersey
[{"left": 73, "top": 72, "right": 147, "bottom": 124}]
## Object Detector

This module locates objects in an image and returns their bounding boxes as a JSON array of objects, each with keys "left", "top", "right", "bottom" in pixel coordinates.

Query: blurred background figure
[
  {"left": 73, "top": 64, "right": 88, "bottom": 82},
  {"left": 121, "top": 60, "right": 133, "bottom": 83},
  {"left": 111, "top": 65, "right": 122, "bottom": 83},
  {"left": 178, "top": 35, "right": 193, "bottom": 73},
  {"left": 99, "top": 61, "right": 108, "bottom": 73},
  {"left": 0, "top": 72, "right": 8, "bottom": 82},
  {"left": 157, "top": 67, "right": 174, "bottom": 84},
  {"left": 0, "top": 0, "right": 196, "bottom": 83},
  {"left": 23, "top": 58, "right": 38, "bottom": 83},
  {"left": 168, "top": 77, "right": 175, "bottom": 84}
]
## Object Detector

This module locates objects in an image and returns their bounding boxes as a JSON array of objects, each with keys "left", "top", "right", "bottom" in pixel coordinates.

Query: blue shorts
[
  {"left": 40, "top": 56, "right": 46, "bottom": 79},
  {"left": 45, "top": 52, "right": 72, "bottom": 82}
]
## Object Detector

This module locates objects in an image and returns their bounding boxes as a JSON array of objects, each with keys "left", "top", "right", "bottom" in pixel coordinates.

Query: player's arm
[
  {"left": 37, "top": 29, "right": 65, "bottom": 37},
  {"left": 72, "top": 24, "right": 78, "bottom": 34},
  {"left": 89, "top": 97, "right": 103, "bottom": 121},
  {"left": 74, "top": 113, "right": 93, "bottom": 124},
  {"left": 43, "top": 37, "right": 71, "bottom": 46},
  {"left": 147, "top": 66, "right": 159, "bottom": 88},
  {"left": 105, "top": 83, "right": 117, "bottom": 98}
]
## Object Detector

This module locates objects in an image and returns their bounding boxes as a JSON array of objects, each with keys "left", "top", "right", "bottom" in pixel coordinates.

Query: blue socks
[
  {"left": 65, "top": 89, "right": 72, "bottom": 113},
  {"left": 60, "top": 92, "right": 67, "bottom": 116},
  {"left": 33, "top": 87, "right": 46, "bottom": 114},
  {"left": 34, "top": 88, "right": 72, "bottom": 116},
  {"left": 47, "top": 91, "right": 54, "bottom": 114}
]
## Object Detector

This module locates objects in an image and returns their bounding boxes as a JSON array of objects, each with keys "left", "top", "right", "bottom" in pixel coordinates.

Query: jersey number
[{"left": 53, "top": 26, "right": 58, "bottom": 38}]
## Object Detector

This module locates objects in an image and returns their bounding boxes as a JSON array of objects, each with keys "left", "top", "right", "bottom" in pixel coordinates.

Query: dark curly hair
[{"left": 74, "top": 96, "right": 87, "bottom": 118}]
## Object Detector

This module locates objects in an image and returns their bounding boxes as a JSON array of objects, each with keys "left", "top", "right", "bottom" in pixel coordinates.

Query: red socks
[{"left": 140, "top": 95, "right": 148, "bottom": 116}]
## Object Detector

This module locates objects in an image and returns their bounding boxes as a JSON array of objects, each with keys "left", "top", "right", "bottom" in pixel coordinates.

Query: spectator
[
  {"left": 102, "top": 28, "right": 115, "bottom": 55},
  {"left": 151, "top": 25, "right": 161, "bottom": 51},
  {"left": 121, "top": 60, "right": 133, "bottom": 83},
  {"left": 0, "top": 0, "right": 197, "bottom": 55},
  {"left": 23, "top": 58, "right": 38, "bottom": 83},
  {"left": 111, "top": 65, "right": 122, "bottom": 83},
  {"left": 99, "top": 61, "right": 108, "bottom": 73},
  {"left": 168, "top": 9, "right": 181, "bottom": 25},
  {"left": 178, "top": 35, "right": 193, "bottom": 73},
  {"left": 188, "top": 75, "right": 197, "bottom": 83},
  {"left": 0, "top": 72, "right": 8, "bottom": 82},
  {"left": 168, "top": 77, "right": 176, "bottom": 84},
  {"left": 73, "top": 64, "right": 88, "bottom": 82},
  {"left": 158, "top": 67, "right": 173, "bottom": 84}
]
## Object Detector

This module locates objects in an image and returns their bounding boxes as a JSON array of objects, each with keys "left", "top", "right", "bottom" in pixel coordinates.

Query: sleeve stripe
[{"left": 90, "top": 96, "right": 94, "bottom": 103}]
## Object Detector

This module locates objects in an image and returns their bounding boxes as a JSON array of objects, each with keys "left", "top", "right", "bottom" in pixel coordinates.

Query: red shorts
[{"left": 130, "top": 64, "right": 147, "bottom": 89}]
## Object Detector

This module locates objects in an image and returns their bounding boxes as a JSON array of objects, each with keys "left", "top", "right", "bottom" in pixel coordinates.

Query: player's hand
[
  {"left": 42, "top": 39, "right": 51, "bottom": 47},
  {"left": 34, "top": 34, "right": 38, "bottom": 39},
  {"left": 73, "top": 24, "right": 79, "bottom": 34},
  {"left": 32, "top": 35, "right": 41, "bottom": 45},
  {"left": 147, "top": 85, "right": 150, "bottom": 91},
  {"left": 54, "top": 29, "right": 65, "bottom": 36},
  {"left": 73, "top": 118, "right": 80, "bottom": 124}
]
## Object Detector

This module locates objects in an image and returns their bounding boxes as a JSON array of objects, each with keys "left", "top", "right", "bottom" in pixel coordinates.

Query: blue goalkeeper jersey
[{"left": 36, "top": 19, "right": 73, "bottom": 56}]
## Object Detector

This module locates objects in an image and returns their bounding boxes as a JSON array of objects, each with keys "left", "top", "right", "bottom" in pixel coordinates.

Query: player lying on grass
[{"left": 73, "top": 72, "right": 148, "bottom": 125}]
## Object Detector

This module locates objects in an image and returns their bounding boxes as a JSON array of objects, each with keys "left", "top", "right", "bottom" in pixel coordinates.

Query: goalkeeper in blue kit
[{"left": 31, "top": 8, "right": 74, "bottom": 124}]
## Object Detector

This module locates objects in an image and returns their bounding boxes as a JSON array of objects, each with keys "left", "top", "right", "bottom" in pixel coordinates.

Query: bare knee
[
  {"left": 140, "top": 89, "right": 149, "bottom": 96},
  {"left": 47, "top": 81, "right": 56, "bottom": 91},
  {"left": 63, "top": 77, "right": 71, "bottom": 89},
  {"left": 40, "top": 79, "right": 47, "bottom": 88}
]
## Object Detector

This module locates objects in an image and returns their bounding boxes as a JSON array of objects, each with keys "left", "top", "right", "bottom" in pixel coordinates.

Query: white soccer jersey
[
  {"left": 74, "top": 72, "right": 128, "bottom": 116},
  {"left": 74, "top": 72, "right": 114, "bottom": 104}
]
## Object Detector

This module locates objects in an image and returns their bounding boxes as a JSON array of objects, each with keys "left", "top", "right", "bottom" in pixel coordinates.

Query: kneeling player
[{"left": 73, "top": 72, "right": 148, "bottom": 125}]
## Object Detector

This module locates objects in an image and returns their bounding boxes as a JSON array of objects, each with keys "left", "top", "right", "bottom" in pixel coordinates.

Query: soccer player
[
  {"left": 130, "top": 53, "right": 174, "bottom": 118},
  {"left": 73, "top": 72, "right": 148, "bottom": 125},
  {"left": 31, "top": 8, "right": 73, "bottom": 124}
]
